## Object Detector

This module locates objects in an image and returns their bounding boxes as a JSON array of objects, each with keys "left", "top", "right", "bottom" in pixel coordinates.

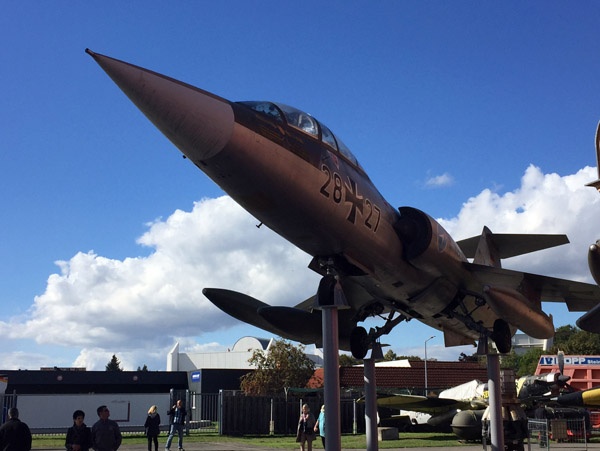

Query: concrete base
[{"left": 377, "top": 426, "right": 398, "bottom": 441}]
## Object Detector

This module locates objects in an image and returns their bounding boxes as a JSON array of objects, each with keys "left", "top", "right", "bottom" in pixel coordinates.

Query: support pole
[
  {"left": 364, "top": 357, "right": 378, "bottom": 451},
  {"left": 487, "top": 353, "right": 504, "bottom": 451},
  {"left": 322, "top": 306, "right": 341, "bottom": 451}
]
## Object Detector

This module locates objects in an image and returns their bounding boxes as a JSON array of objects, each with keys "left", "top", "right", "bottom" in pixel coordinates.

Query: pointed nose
[{"left": 86, "top": 49, "right": 234, "bottom": 162}]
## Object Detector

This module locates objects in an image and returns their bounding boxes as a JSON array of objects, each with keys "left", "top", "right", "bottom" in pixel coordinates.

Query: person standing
[
  {"left": 296, "top": 404, "right": 315, "bottom": 451},
  {"left": 165, "top": 400, "right": 186, "bottom": 451},
  {"left": 0, "top": 408, "right": 31, "bottom": 451},
  {"left": 66, "top": 410, "right": 92, "bottom": 451},
  {"left": 313, "top": 405, "right": 325, "bottom": 450},
  {"left": 91, "top": 406, "right": 122, "bottom": 451},
  {"left": 144, "top": 405, "right": 161, "bottom": 451}
]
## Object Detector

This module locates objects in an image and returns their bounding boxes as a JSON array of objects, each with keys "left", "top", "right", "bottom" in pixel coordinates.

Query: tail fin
[{"left": 457, "top": 227, "right": 568, "bottom": 268}]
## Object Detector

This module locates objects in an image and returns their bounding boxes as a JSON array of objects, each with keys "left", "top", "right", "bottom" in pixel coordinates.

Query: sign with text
[{"left": 539, "top": 356, "right": 600, "bottom": 366}]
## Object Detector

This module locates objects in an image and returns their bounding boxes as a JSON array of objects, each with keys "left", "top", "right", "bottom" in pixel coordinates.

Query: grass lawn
[{"left": 33, "top": 431, "right": 478, "bottom": 449}]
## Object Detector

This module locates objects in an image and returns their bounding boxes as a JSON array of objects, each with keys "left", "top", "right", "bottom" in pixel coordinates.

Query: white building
[
  {"left": 167, "top": 336, "right": 324, "bottom": 371},
  {"left": 511, "top": 333, "right": 553, "bottom": 355}
]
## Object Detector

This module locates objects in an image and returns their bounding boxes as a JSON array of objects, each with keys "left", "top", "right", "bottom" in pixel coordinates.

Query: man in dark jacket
[
  {"left": 91, "top": 406, "right": 121, "bottom": 451},
  {"left": 165, "top": 400, "right": 186, "bottom": 451},
  {"left": 0, "top": 408, "right": 32, "bottom": 451}
]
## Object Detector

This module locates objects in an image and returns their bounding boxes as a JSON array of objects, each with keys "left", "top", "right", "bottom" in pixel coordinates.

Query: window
[
  {"left": 334, "top": 134, "right": 358, "bottom": 166},
  {"left": 274, "top": 103, "right": 319, "bottom": 137},
  {"left": 238, "top": 101, "right": 283, "bottom": 122},
  {"left": 242, "top": 101, "right": 360, "bottom": 168},
  {"left": 320, "top": 122, "right": 337, "bottom": 150}
]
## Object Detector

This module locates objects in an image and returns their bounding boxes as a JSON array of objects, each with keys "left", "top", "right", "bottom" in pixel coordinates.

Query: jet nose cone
[{"left": 86, "top": 49, "right": 234, "bottom": 162}]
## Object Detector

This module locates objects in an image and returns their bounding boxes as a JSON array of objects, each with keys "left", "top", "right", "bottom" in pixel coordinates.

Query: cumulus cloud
[
  {"left": 439, "top": 165, "right": 600, "bottom": 281},
  {"left": 0, "top": 351, "right": 55, "bottom": 370},
  {"left": 425, "top": 172, "right": 455, "bottom": 188},
  {"left": 1, "top": 166, "right": 599, "bottom": 369},
  {"left": 0, "top": 196, "right": 318, "bottom": 370}
]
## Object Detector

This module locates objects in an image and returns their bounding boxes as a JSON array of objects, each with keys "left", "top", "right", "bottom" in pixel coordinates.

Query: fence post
[
  {"left": 270, "top": 398, "right": 274, "bottom": 436},
  {"left": 353, "top": 399, "right": 357, "bottom": 435},
  {"left": 185, "top": 389, "right": 190, "bottom": 436},
  {"left": 218, "top": 390, "right": 223, "bottom": 436}
]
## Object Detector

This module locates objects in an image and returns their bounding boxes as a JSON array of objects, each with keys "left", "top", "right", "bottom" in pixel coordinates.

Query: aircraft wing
[
  {"left": 293, "top": 294, "right": 317, "bottom": 311},
  {"left": 458, "top": 234, "right": 569, "bottom": 260},
  {"left": 373, "top": 394, "right": 480, "bottom": 415},
  {"left": 466, "top": 263, "right": 600, "bottom": 312},
  {"left": 557, "top": 387, "right": 600, "bottom": 408}
]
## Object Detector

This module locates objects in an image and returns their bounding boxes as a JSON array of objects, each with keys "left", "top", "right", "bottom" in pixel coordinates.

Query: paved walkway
[
  {"left": 73, "top": 444, "right": 481, "bottom": 451},
  {"left": 35, "top": 440, "right": 600, "bottom": 451}
]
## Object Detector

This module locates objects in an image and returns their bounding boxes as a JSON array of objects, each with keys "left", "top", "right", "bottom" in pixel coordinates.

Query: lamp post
[{"left": 424, "top": 335, "right": 435, "bottom": 395}]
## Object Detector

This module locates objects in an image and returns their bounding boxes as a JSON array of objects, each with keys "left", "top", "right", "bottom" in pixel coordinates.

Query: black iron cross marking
[{"left": 344, "top": 178, "right": 363, "bottom": 224}]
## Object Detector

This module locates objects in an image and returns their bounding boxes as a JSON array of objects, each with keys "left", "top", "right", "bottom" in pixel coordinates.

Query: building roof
[
  {"left": 0, "top": 370, "right": 188, "bottom": 394},
  {"left": 308, "top": 361, "right": 488, "bottom": 391},
  {"left": 232, "top": 337, "right": 273, "bottom": 352}
]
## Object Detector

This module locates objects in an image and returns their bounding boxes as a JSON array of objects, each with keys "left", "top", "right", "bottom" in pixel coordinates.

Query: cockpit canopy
[{"left": 238, "top": 101, "right": 359, "bottom": 167}]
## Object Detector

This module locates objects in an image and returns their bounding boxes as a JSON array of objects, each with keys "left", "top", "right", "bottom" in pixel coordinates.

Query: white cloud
[
  {"left": 1, "top": 166, "right": 598, "bottom": 370},
  {"left": 0, "top": 196, "right": 317, "bottom": 370},
  {"left": 439, "top": 165, "right": 600, "bottom": 281},
  {"left": 425, "top": 172, "right": 454, "bottom": 188},
  {"left": 0, "top": 352, "right": 55, "bottom": 370},
  {"left": 391, "top": 343, "right": 475, "bottom": 362}
]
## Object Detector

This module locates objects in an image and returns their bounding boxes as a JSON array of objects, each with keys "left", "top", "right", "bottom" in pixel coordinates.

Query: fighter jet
[
  {"left": 578, "top": 121, "right": 600, "bottom": 332},
  {"left": 86, "top": 50, "right": 600, "bottom": 359},
  {"left": 372, "top": 353, "right": 600, "bottom": 441}
]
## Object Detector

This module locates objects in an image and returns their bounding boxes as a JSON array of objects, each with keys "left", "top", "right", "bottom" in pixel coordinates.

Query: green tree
[
  {"left": 137, "top": 364, "right": 149, "bottom": 371},
  {"left": 550, "top": 328, "right": 600, "bottom": 355},
  {"left": 500, "top": 351, "right": 518, "bottom": 370},
  {"left": 458, "top": 352, "right": 481, "bottom": 363},
  {"left": 500, "top": 348, "right": 547, "bottom": 377},
  {"left": 515, "top": 348, "right": 544, "bottom": 377},
  {"left": 383, "top": 350, "right": 398, "bottom": 361},
  {"left": 240, "top": 339, "right": 316, "bottom": 396},
  {"left": 339, "top": 354, "right": 360, "bottom": 367},
  {"left": 105, "top": 355, "right": 123, "bottom": 371},
  {"left": 396, "top": 355, "right": 423, "bottom": 361},
  {"left": 552, "top": 325, "right": 577, "bottom": 350}
]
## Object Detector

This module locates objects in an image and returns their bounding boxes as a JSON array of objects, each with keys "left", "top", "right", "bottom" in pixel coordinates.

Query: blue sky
[{"left": 2, "top": 2, "right": 600, "bottom": 370}]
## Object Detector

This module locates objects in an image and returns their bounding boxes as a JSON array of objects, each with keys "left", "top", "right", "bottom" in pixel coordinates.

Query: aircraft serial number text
[{"left": 319, "top": 164, "right": 381, "bottom": 232}]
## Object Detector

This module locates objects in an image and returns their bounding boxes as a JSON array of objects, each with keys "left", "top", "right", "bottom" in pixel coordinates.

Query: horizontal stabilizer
[
  {"left": 587, "top": 179, "right": 600, "bottom": 190},
  {"left": 457, "top": 233, "right": 568, "bottom": 260},
  {"left": 466, "top": 263, "right": 600, "bottom": 312}
]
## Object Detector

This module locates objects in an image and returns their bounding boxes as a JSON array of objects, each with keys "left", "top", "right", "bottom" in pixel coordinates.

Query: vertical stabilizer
[{"left": 473, "top": 226, "right": 501, "bottom": 268}]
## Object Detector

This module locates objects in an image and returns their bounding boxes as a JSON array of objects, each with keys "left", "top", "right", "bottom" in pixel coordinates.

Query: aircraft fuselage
[{"left": 87, "top": 49, "right": 523, "bottom": 349}]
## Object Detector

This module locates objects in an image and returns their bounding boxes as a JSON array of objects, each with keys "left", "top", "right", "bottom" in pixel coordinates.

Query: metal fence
[
  {"left": 187, "top": 391, "right": 363, "bottom": 436},
  {"left": 527, "top": 418, "right": 588, "bottom": 450},
  {"left": 0, "top": 393, "right": 17, "bottom": 425},
  {"left": 188, "top": 392, "right": 219, "bottom": 433},
  {"left": 590, "top": 411, "right": 600, "bottom": 434}
]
